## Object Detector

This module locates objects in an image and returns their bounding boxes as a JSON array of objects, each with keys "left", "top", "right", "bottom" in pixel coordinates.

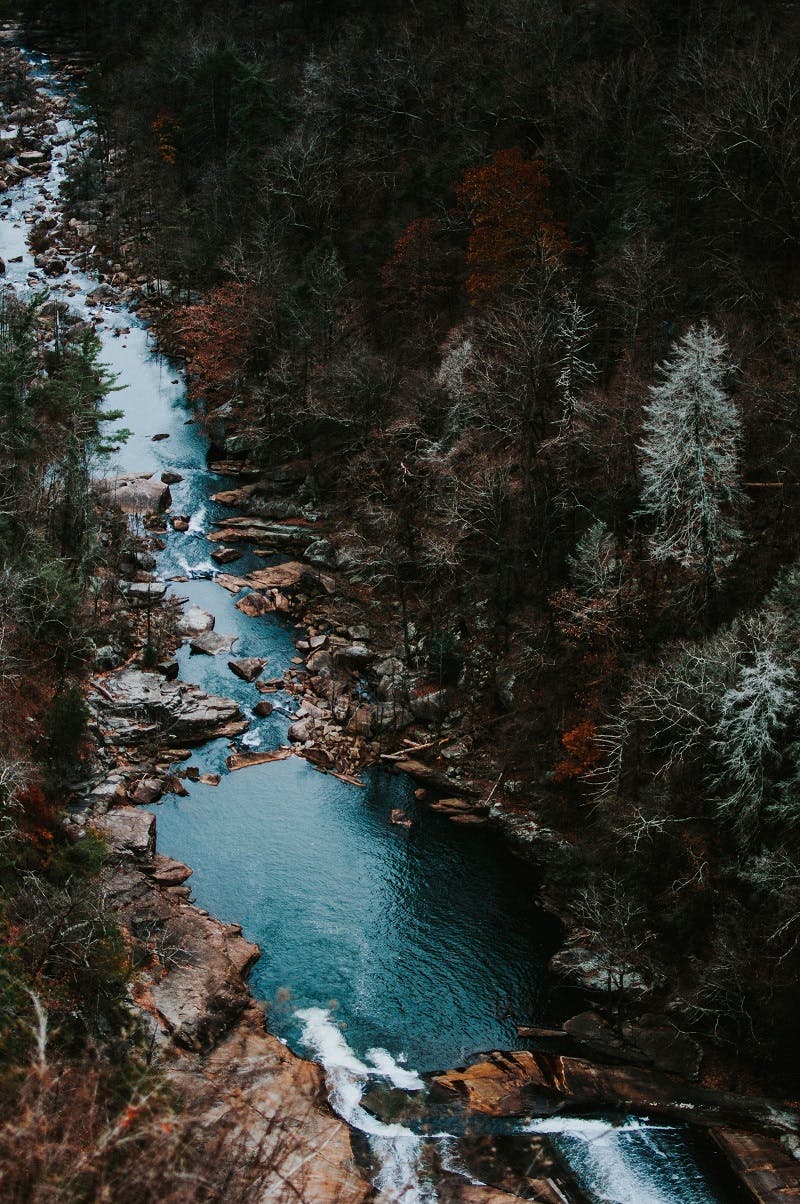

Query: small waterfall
[
  {"left": 187, "top": 503, "right": 207, "bottom": 535},
  {"left": 524, "top": 1116, "right": 714, "bottom": 1204},
  {"left": 296, "top": 1007, "right": 436, "bottom": 1202}
]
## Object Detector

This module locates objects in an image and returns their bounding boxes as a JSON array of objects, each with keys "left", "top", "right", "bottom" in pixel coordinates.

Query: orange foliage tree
[
  {"left": 456, "top": 148, "right": 573, "bottom": 300},
  {"left": 176, "top": 283, "right": 265, "bottom": 402},
  {"left": 553, "top": 719, "right": 601, "bottom": 782},
  {"left": 151, "top": 109, "right": 181, "bottom": 166}
]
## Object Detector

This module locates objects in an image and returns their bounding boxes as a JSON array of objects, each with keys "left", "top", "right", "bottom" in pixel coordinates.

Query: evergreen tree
[
  {"left": 639, "top": 321, "right": 743, "bottom": 598},
  {"left": 712, "top": 646, "right": 797, "bottom": 846}
]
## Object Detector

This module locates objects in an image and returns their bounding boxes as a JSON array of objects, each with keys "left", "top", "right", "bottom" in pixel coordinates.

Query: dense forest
[{"left": 4, "top": 0, "right": 800, "bottom": 1195}]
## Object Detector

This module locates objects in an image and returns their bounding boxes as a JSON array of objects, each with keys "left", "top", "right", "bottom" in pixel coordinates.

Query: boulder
[
  {"left": 119, "top": 579, "right": 168, "bottom": 605},
  {"left": 190, "top": 631, "right": 238, "bottom": 656},
  {"left": 128, "top": 777, "right": 165, "bottom": 806},
  {"left": 563, "top": 1011, "right": 623, "bottom": 1056},
  {"left": 548, "top": 945, "right": 654, "bottom": 998},
  {"left": 161, "top": 470, "right": 183, "bottom": 485},
  {"left": 409, "top": 687, "right": 449, "bottom": 724},
  {"left": 175, "top": 604, "right": 215, "bottom": 637},
  {"left": 90, "top": 669, "right": 247, "bottom": 745},
  {"left": 41, "top": 254, "right": 66, "bottom": 276},
  {"left": 211, "top": 546, "right": 242, "bottom": 565},
  {"left": 94, "top": 473, "right": 171, "bottom": 515},
  {"left": 91, "top": 807, "right": 156, "bottom": 863},
  {"left": 86, "top": 776, "right": 127, "bottom": 814},
  {"left": 288, "top": 718, "right": 311, "bottom": 743},
  {"left": 253, "top": 699, "right": 274, "bottom": 718},
  {"left": 332, "top": 643, "right": 374, "bottom": 668},
  {"left": 306, "top": 648, "right": 334, "bottom": 675},
  {"left": 147, "top": 854, "right": 192, "bottom": 887},
  {"left": 228, "top": 657, "right": 267, "bottom": 683},
  {"left": 94, "top": 644, "right": 122, "bottom": 671},
  {"left": 236, "top": 591, "right": 272, "bottom": 617},
  {"left": 303, "top": 538, "right": 337, "bottom": 569},
  {"left": 621, "top": 1020, "right": 703, "bottom": 1079}
]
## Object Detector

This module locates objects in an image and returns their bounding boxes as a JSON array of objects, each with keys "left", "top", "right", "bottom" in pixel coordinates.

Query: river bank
[{"left": 1, "top": 27, "right": 798, "bottom": 1203}]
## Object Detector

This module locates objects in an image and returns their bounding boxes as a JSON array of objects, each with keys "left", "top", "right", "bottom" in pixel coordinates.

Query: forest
[{"left": 3, "top": 0, "right": 800, "bottom": 1198}]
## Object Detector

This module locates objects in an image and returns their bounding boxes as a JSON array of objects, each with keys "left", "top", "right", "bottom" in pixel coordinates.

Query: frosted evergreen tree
[
  {"left": 639, "top": 321, "right": 743, "bottom": 593},
  {"left": 712, "top": 647, "right": 796, "bottom": 845},
  {"left": 568, "top": 519, "right": 621, "bottom": 598}
]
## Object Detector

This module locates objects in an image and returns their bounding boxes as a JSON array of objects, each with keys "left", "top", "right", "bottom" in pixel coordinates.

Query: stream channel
[{"left": 0, "top": 44, "right": 746, "bottom": 1204}]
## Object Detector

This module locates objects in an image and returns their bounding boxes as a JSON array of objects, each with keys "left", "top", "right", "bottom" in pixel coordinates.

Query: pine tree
[
  {"left": 639, "top": 321, "right": 743, "bottom": 596},
  {"left": 712, "top": 647, "right": 796, "bottom": 845}
]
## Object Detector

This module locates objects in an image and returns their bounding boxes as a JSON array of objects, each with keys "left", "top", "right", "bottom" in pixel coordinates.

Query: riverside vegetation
[{"left": 3, "top": 0, "right": 800, "bottom": 1200}]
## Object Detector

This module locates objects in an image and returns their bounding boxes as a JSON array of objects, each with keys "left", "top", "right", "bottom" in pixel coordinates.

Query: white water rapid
[{"left": 296, "top": 1007, "right": 436, "bottom": 1202}]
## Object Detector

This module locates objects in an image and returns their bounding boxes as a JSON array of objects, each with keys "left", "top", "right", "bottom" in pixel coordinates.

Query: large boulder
[
  {"left": 228, "top": 657, "right": 267, "bottom": 683},
  {"left": 91, "top": 807, "right": 156, "bottom": 863},
  {"left": 409, "top": 687, "right": 449, "bottom": 724},
  {"left": 119, "top": 579, "right": 167, "bottom": 605},
  {"left": 94, "top": 473, "right": 171, "bottom": 515},
  {"left": 189, "top": 631, "right": 238, "bottom": 656},
  {"left": 90, "top": 669, "right": 247, "bottom": 745},
  {"left": 175, "top": 604, "right": 215, "bottom": 637}
]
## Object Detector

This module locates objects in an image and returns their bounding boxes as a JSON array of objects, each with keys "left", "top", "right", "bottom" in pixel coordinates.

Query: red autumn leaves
[{"left": 384, "top": 148, "right": 573, "bottom": 309}]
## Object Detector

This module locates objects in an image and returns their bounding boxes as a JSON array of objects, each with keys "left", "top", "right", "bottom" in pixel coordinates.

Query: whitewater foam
[
  {"left": 296, "top": 1007, "right": 436, "bottom": 1202},
  {"left": 524, "top": 1116, "right": 705, "bottom": 1204}
]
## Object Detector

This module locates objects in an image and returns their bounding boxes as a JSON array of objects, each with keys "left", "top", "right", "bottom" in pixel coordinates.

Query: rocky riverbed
[{"left": 3, "top": 28, "right": 799, "bottom": 1203}]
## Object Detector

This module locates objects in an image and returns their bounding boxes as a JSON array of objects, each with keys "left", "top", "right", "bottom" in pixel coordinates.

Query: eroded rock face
[
  {"left": 101, "top": 861, "right": 258, "bottom": 1050},
  {"left": 90, "top": 669, "right": 247, "bottom": 746},
  {"left": 168, "top": 1004, "right": 373, "bottom": 1204},
  {"left": 430, "top": 1049, "right": 800, "bottom": 1143},
  {"left": 91, "top": 806, "right": 155, "bottom": 862}
]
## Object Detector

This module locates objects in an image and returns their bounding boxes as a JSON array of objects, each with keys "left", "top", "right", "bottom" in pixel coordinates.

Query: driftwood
[{"left": 226, "top": 748, "right": 292, "bottom": 771}]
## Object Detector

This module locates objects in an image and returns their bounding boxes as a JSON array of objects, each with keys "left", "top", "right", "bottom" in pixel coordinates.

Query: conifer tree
[{"left": 639, "top": 321, "right": 743, "bottom": 599}]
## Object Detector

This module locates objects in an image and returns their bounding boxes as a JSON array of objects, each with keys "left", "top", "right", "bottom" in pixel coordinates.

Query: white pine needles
[{"left": 639, "top": 321, "right": 742, "bottom": 575}]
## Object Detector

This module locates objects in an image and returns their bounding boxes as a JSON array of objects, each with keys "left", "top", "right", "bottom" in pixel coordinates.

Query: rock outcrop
[
  {"left": 93, "top": 472, "right": 172, "bottom": 514},
  {"left": 90, "top": 669, "right": 248, "bottom": 746},
  {"left": 430, "top": 1049, "right": 800, "bottom": 1141},
  {"left": 90, "top": 808, "right": 372, "bottom": 1202}
]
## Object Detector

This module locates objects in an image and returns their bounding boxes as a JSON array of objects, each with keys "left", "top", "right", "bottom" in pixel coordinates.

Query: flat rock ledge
[{"left": 90, "top": 668, "right": 248, "bottom": 746}]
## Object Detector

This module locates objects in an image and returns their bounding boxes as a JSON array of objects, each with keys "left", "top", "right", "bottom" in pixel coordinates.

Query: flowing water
[{"left": 0, "top": 43, "right": 742, "bottom": 1203}]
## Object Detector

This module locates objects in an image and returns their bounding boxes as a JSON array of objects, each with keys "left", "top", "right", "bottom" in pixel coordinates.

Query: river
[{"left": 0, "top": 41, "right": 743, "bottom": 1204}]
